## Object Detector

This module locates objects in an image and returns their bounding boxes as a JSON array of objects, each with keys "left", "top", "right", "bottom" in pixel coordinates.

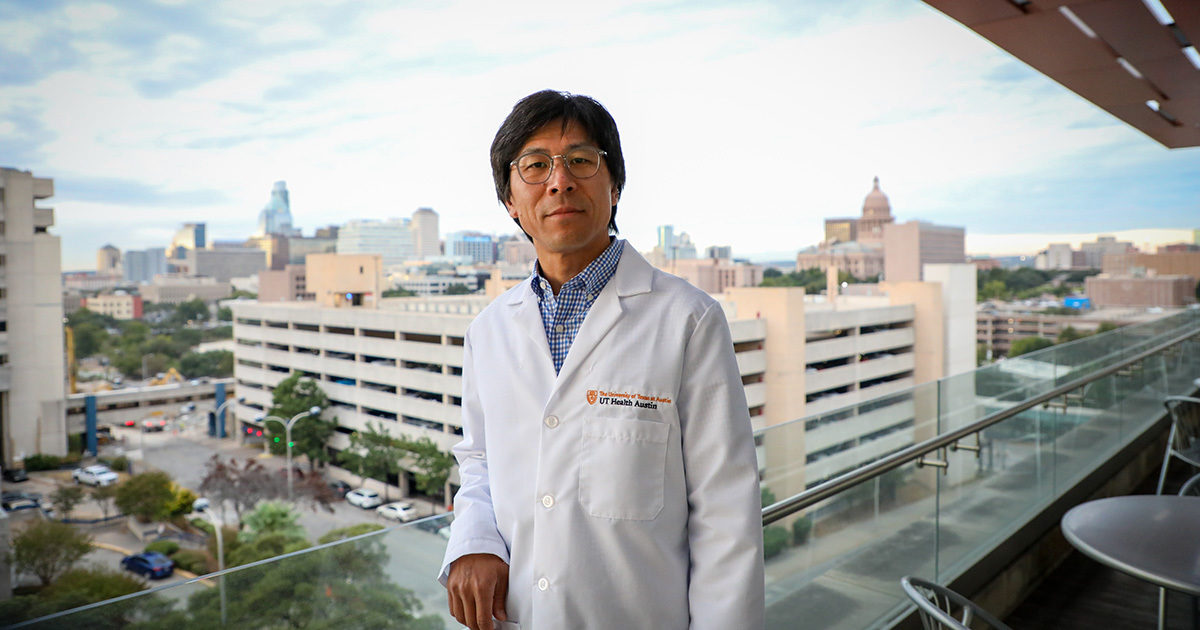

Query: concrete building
[
  {"left": 1085, "top": 274, "right": 1196, "bottom": 308},
  {"left": 393, "top": 273, "right": 482, "bottom": 296},
  {"left": 975, "top": 306, "right": 1163, "bottom": 358},
  {"left": 62, "top": 272, "right": 123, "bottom": 292},
  {"left": 0, "top": 168, "right": 68, "bottom": 466},
  {"left": 82, "top": 293, "right": 143, "bottom": 320},
  {"left": 232, "top": 262, "right": 974, "bottom": 498},
  {"left": 169, "top": 222, "right": 206, "bottom": 258},
  {"left": 411, "top": 208, "right": 440, "bottom": 259},
  {"left": 448, "top": 232, "right": 495, "bottom": 264},
  {"left": 139, "top": 276, "right": 231, "bottom": 305},
  {"left": 883, "top": 220, "right": 966, "bottom": 282},
  {"left": 181, "top": 248, "right": 267, "bottom": 282},
  {"left": 306, "top": 253, "right": 383, "bottom": 308},
  {"left": 1079, "top": 236, "right": 1133, "bottom": 269},
  {"left": 1035, "top": 243, "right": 1075, "bottom": 271},
  {"left": 258, "top": 264, "right": 311, "bottom": 302},
  {"left": 705, "top": 245, "right": 733, "bottom": 260},
  {"left": 97, "top": 244, "right": 120, "bottom": 274},
  {"left": 1102, "top": 251, "right": 1200, "bottom": 283},
  {"left": 795, "top": 241, "right": 884, "bottom": 279},
  {"left": 500, "top": 235, "right": 536, "bottom": 267},
  {"left": 337, "top": 219, "right": 414, "bottom": 266},
  {"left": 660, "top": 258, "right": 764, "bottom": 294},
  {"left": 123, "top": 248, "right": 167, "bottom": 284}
]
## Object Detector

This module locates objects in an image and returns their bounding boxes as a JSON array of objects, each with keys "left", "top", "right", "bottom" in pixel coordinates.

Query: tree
[
  {"left": 339, "top": 421, "right": 406, "bottom": 501},
  {"left": 760, "top": 487, "right": 776, "bottom": 508},
  {"left": 217, "top": 306, "right": 233, "bottom": 321},
  {"left": 174, "top": 298, "right": 210, "bottom": 324},
  {"left": 1097, "top": 321, "right": 1120, "bottom": 334},
  {"left": 115, "top": 471, "right": 175, "bottom": 522},
  {"left": 227, "top": 532, "right": 312, "bottom": 568},
  {"left": 178, "top": 526, "right": 444, "bottom": 628},
  {"left": 267, "top": 374, "right": 335, "bottom": 470},
  {"left": 762, "top": 268, "right": 782, "bottom": 279},
  {"left": 179, "top": 350, "right": 233, "bottom": 378},
  {"left": 91, "top": 484, "right": 118, "bottom": 519},
  {"left": 445, "top": 283, "right": 472, "bottom": 295},
  {"left": 318, "top": 523, "right": 385, "bottom": 544},
  {"left": 240, "top": 501, "right": 306, "bottom": 544},
  {"left": 9, "top": 521, "right": 93, "bottom": 586},
  {"left": 166, "top": 485, "right": 199, "bottom": 518},
  {"left": 71, "top": 321, "right": 109, "bottom": 359},
  {"left": 979, "top": 280, "right": 1009, "bottom": 301},
  {"left": 401, "top": 437, "right": 454, "bottom": 512},
  {"left": 51, "top": 485, "right": 86, "bottom": 520},
  {"left": 1009, "top": 336, "right": 1054, "bottom": 358},
  {"left": 199, "top": 456, "right": 281, "bottom": 526},
  {"left": 0, "top": 567, "right": 157, "bottom": 626},
  {"left": 1058, "top": 326, "right": 1087, "bottom": 344},
  {"left": 383, "top": 288, "right": 416, "bottom": 298}
]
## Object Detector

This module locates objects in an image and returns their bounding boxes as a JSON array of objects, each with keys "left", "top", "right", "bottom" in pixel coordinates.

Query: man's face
[{"left": 505, "top": 120, "right": 618, "bottom": 258}]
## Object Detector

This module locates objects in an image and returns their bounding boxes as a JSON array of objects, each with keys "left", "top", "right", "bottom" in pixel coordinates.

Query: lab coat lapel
[
  {"left": 555, "top": 246, "right": 654, "bottom": 386},
  {"left": 507, "top": 279, "right": 557, "bottom": 385}
]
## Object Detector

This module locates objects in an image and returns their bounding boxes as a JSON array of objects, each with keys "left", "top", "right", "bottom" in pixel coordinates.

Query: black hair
[{"left": 490, "top": 90, "right": 625, "bottom": 240}]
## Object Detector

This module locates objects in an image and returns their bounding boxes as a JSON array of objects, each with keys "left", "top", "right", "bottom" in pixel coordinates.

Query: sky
[{"left": 1, "top": 0, "right": 1197, "bottom": 272}]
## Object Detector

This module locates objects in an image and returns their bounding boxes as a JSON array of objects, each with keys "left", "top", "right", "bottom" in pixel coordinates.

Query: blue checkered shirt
[{"left": 531, "top": 238, "right": 625, "bottom": 374}]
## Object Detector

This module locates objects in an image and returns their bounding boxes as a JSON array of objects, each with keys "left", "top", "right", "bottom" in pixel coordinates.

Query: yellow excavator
[{"left": 148, "top": 367, "right": 184, "bottom": 386}]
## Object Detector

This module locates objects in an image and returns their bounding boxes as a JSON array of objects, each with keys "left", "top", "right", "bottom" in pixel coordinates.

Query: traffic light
[
  {"left": 274, "top": 436, "right": 281, "bottom": 443},
  {"left": 287, "top": 441, "right": 294, "bottom": 447}
]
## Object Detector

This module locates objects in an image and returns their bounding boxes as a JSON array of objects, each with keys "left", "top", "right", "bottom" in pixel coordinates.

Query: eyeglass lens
[{"left": 515, "top": 148, "right": 602, "bottom": 184}]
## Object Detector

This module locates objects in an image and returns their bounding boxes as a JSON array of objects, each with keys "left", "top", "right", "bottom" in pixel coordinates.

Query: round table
[{"left": 1062, "top": 495, "right": 1200, "bottom": 630}]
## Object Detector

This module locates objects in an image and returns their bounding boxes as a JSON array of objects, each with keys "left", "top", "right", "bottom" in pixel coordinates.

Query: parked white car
[
  {"left": 376, "top": 501, "right": 418, "bottom": 522},
  {"left": 72, "top": 465, "right": 119, "bottom": 487},
  {"left": 346, "top": 488, "right": 383, "bottom": 509}
]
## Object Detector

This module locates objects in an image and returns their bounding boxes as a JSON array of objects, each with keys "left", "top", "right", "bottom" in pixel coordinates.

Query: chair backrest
[
  {"left": 1180, "top": 472, "right": 1200, "bottom": 497},
  {"left": 1164, "top": 396, "right": 1200, "bottom": 453},
  {"left": 901, "top": 576, "right": 1013, "bottom": 630}
]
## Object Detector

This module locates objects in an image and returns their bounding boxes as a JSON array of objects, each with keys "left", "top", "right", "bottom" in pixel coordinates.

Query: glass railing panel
[
  {"left": 15, "top": 513, "right": 457, "bottom": 630},
  {"left": 764, "top": 462, "right": 932, "bottom": 629}
]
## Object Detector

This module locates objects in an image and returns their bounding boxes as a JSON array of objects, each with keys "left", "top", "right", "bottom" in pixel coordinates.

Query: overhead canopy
[{"left": 925, "top": 0, "right": 1200, "bottom": 148}]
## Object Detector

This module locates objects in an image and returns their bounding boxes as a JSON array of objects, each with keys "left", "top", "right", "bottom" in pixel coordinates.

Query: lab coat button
[
  {"left": 538, "top": 577, "right": 549, "bottom": 591},
  {"left": 541, "top": 494, "right": 555, "bottom": 508},
  {"left": 544, "top": 415, "right": 559, "bottom": 429},
  {"left": 554, "top": 324, "right": 564, "bottom": 333}
]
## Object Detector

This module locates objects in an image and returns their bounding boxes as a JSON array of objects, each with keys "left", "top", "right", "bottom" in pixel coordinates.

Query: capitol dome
[{"left": 862, "top": 176, "right": 891, "bottom": 218}]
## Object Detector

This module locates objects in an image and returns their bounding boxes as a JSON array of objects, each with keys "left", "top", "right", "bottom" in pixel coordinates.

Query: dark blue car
[{"left": 121, "top": 552, "right": 174, "bottom": 579}]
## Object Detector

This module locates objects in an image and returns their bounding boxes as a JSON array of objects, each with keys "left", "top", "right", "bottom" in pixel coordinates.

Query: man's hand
[{"left": 447, "top": 553, "right": 510, "bottom": 630}]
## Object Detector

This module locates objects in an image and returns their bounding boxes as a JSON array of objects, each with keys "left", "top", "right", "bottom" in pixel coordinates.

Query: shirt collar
[{"left": 531, "top": 237, "right": 625, "bottom": 300}]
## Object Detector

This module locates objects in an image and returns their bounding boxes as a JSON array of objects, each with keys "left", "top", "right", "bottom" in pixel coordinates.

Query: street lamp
[
  {"left": 261, "top": 406, "right": 322, "bottom": 502},
  {"left": 193, "top": 499, "right": 226, "bottom": 626}
]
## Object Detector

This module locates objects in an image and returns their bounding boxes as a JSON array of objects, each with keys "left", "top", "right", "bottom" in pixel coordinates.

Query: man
[{"left": 440, "top": 90, "right": 764, "bottom": 630}]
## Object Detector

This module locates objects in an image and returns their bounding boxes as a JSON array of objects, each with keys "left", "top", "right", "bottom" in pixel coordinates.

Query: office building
[
  {"left": 81, "top": 292, "right": 143, "bottom": 320},
  {"left": 246, "top": 234, "right": 290, "bottom": 271},
  {"left": 660, "top": 258, "right": 764, "bottom": 294},
  {"left": 448, "top": 232, "right": 495, "bottom": 265},
  {"left": 883, "top": 220, "right": 966, "bottom": 282},
  {"left": 1085, "top": 274, "right": 1196, "bottom": 308},
  {"left": 97, "top": 244, "right": 120, "bottom": 274},
  {"left": 705, "top": 245, "right": 733, "bottom": 260},
  {"left": 0, "top": 168, "right": 67, "bottom": 465},
  {"left": 1102, "top": 251, "right": 1200, "bottom": 283},
  {"left": 287, "top": 235, "right": 337, "bottom": 265},
  {"left": 307, "top": 253, "right": 384, "bottom": 308},
  {"left": 139, "top": 276, "right": 231, "bottom": 304},
  {"left": 123, "top": 248, "right": 167, "bottom": 284},
  {"left": 170, "top": 222, "right": 206, "bottom": 258},
  {"left": 1080, "top": 236, "right": 1133, "bottom": 269},
  {"left": 181, "top": 248, "right": 267, "bottom": 282},
  {"left": 656, "top": 225, "right": 675, "bottom": 254},
  {"left": 337, "top": 219, "right": 414, "bottom": 266},
  {"left": 500, "top": 234, "right": 536, "bottom": 267},
  {"left": 412, "top": 208, "right": 440, "bottom": 259},
  {"left": 255, "top": 181, "right": 297, "bottom": 237},
  {"left": 62, "top": 272, "right": 122, "bottom": 292},
  {"left": 1035, "top": 243, "right": 1075, "bottom": 271}
]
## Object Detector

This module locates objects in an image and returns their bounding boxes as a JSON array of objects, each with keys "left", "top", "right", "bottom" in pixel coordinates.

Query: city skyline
[{"left": 2, "top": 0, "right": 1198, "bottom": 271}]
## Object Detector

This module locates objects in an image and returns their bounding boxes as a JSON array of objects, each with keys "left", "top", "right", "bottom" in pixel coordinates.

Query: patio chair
[
  {"left": 901, "top": 576, "right": 1013, "bottom": 630},
  {"left": 1156, "top": 396, "right": 1200, "bottom": 495},
  {"left": 1180, "top": 472, "right": 1200, "bottom": 497}
]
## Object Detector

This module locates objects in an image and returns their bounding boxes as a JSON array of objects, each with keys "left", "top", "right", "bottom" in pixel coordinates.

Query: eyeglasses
[{"left": 510, "top": 147, "right": 608, "bottom": 185}]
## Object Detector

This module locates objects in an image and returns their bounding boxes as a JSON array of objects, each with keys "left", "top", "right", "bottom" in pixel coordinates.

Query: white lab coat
[{"left": 439, "top": 246, "right": 764, "bottom": 630}]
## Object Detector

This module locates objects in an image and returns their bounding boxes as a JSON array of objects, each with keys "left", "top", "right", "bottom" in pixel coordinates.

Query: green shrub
[
  {"left": 190, "top": 518, "right": 214, "bottom": 535},
  {"left": 165, "top": 486, "right": 198, "bottom": 518},
  {"left": 100, "top": 456, "right": 129, "bottom": 472},
  {"left": 144, "top": 540, "right": 179, "bottom": 556},
  {"left": 318, "top": 523, "right": 385, "bottom": 544},
  {"left": 763, "top": 525, "right": 789, "bottom": 560},
  {"left": 23, "top": 454, "right": 63, "bottom": 471},
  {"left": 792, "top": 516, "right": 813, "bottom": 545},
  {"left": 68, "top": 434, "right": 85, "bottom": 454},
  {"left": 171, "top": 549, "right": 210, "bottom": 575}
]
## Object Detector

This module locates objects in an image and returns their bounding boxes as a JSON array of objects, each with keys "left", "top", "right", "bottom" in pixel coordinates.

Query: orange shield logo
[{"left": 587, "top": 390, "right": 598, "bottom": 405}]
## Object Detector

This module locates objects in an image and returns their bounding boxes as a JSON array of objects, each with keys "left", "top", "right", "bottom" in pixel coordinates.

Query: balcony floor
[{"left": 1005, "top": 465, "right": 1199, "bottom": 629}]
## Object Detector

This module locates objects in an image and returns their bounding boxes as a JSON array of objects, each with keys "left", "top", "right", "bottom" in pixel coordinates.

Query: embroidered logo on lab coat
[{"left": 587, "top": 389, "right": 673, "bottom": 409}]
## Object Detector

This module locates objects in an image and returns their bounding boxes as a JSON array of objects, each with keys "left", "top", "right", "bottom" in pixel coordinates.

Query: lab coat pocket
[{"left": 580, "top": 417, "right": 670, "bottom": 520}]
